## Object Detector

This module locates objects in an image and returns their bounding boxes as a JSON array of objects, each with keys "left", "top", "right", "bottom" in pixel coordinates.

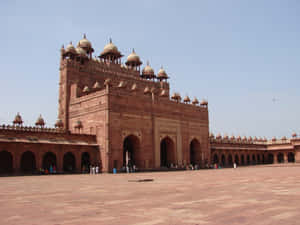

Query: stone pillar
[
  {"left": 56, "top": 150, "right": 63, "bottom": 173},
  {"left": 274, "top": 153, "right": 278, "bottom": 164},
  {"left": 295, "top": 151, "right": 300, "bottom": 163},
  {"left": 13, "top": 151, "right": 21, "bottom": 174},
  {"left": 75, "top": 151, "right": 82, "bottom": 173},
  {"left": 284, "top": 153, "right": 288, "bottom": 163}
]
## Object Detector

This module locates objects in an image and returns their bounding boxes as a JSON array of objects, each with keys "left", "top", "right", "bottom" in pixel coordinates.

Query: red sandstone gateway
[{"left": 0, "top": 35, "right": 299, "bottom": 174}]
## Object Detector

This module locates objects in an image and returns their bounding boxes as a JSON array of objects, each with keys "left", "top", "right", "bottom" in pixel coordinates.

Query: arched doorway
[
  {"left": 277, "top": 153, "right": 284, "bottom": 163},
  {"left": 221, "top": 154, "right": 226, "bottom": 166},
  {"left": 0, "top": 151, "right": 13, "bottom": 174},
  {"left": 268, "top": 153, "right": 274, "bottom": 164},
  {"left": 213, "top": 154, "right": 219, "bottom": 164},
  {"left": 228, "top": 154, "right": 233, "bottom": 166},
  {"left": 190, "top": 139, "right": 200, "bottom": 165},
  {"left": 288, "top": 152, "right": 295, "bottom": 163},
  {"left": 234, "top": 155, "right": 239, "bottom": 165},
  {"left": 43, "top": 152, "right": 57, "bottom": 170},
  {"left": 247, "top": 155, "right": 250, "bottom": 165},
  {"left": 252, "top": 155, "right": 256, "bottom": 165},
  {"left": 257, "top": 154, "right": 261, "bottom": 164},
  {"left": 63, "top": 152, "right": 76, "bottom": 172},
  {"left": 241, "top": 155, "right": 245, "bottom": 165},
  {"left": 81, "top": 152, "right": 90, "bottom": 172},
  {"left": 123, "top": 135, "right": 140, "bottom": 167},
  {"left": 20, "top": 151, "right": 36, "bottom": 173},
  {"left": 262, "top": 154, "right": 265, "bottom": 164},
  {"left": 160, "top": 137, "right": 175, "bottom": 167}
]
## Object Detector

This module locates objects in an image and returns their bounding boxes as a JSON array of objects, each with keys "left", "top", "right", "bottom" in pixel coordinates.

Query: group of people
[
  {"left": 89, "top": 165, "right": 100, "bottom": 174},
  {"left": 120, "top": 164, "right": 138, "bottom": 173},
  {"left": 39, "top": 165, "right": 56, "bottom": 174}
]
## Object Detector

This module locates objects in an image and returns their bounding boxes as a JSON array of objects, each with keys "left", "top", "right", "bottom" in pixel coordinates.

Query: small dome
[
  {"left": 281, "top": 136, "right": 287, "bottom": 140},
  {"left": 13, "top": 112, "right": 23, "bottom": 125},
  {"left": 104, "top": 78, "right": 111, "bottom": 86},
  {"left": 292, "top": 133, "right": 297, "bottom": 138},
  {"left": 83, "top": 86, "right": 90, "bottom": 93},
  {"left": 200, "top": 99, "right": 208, "bottom": 106},
  {"left": 118, "top": 81, "right": 126, "bottom": 88},
  {"left": 192, "top": 97, "right": 199, "bottom": 105},
  {"left": 142, "top": 61, "right": 155, "bottom": 78},
  {"left": 216, "top": 133, "right": 222, "bottom": 139},
  {"left": 160, "top": 89, "right": 168, "bottom": 97},
  {"left": 77, "top": 34, "right": 92, "bottom": 49},
  {"left": 248, "top": 136, "right": 253, "bottom": 141},
  {"left": 55, "top": 119, "right": 63, "bottom": 128},
  {"left": 93, "top": 81, "right": 101, "bottom": 89},
  {"left": 272, "top": 137, "right": 277, "bottom": 141},
  {"left": 35, "top": 115, "right": 45, "bottom": 127},
  {"left": 236, "top": 135, "right": 241, "bottom": 140},
  {"left": 76, "top": 47, "right": 87, "bottom": 57},
  {"left": 171, "top": 92, "right": 181, "bottom": 102},
  {"left": 125, "top": 49, "right": 142, "bottom": 66},
  {"left": 230, "top": 135, "right": 235, "bottom": 140},
  {"left": 131, "top": 83, "right": 137, "bottom": 91},
  {"left": 100, "top": 38, "right": 121, "bottom": 57},
  {"left": 65, "top": 42, "right": 77, "bottom": 54},
  {"left": 223, "top": 134, "right": 229, "bottom": 139},
  {"left": 157, "top": 66, "right": 169, "bottom": 80},
  {"left": 209, "top": 133, "right": 215, "bottom": 138},
  {"left": 242, "top": 136, "right": 247, "bottom": 141},
  {"left": 183, "top": 96, "right": 190, "bottom": 103},
  {"left": 144, "top": 86, "right": 151, "bottom": 94}
]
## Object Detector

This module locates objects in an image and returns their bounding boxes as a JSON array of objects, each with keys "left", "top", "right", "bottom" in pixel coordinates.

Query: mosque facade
[{"left": 0, "top": 35, "right": 299, "bottom": 174}]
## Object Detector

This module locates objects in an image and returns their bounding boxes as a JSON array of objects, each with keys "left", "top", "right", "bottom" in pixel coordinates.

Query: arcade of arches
[
  {"left": 211, "top": 151, "right": 295, "bottom": 166},
  {"left": 0, "top": 145, "right": 98, "bottom": 175}
]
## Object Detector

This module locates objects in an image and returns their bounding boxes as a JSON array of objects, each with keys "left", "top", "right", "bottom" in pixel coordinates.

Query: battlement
[{"left": 0, "top": 124, "right": 65, "bottom": 134}]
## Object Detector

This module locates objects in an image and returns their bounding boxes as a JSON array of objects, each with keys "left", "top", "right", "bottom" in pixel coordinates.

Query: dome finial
[
  {"left": 109, "top": 37, "right": 112, "bottom": 43},
  {"left": 83, "top": 33, "right": 86, "bottom": 38},
  {"left": 147, "top": 60, "right": 150, "bottom": 66},
  {"left": 132, "top": 48, "right": 135, "bottom": 53}
]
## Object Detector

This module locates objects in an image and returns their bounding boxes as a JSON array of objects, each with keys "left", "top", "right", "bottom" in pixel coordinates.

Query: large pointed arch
[
  {"left": 160, "top": 136, "right": 175, "bottom": 167},
  {"left": 123, "top": 135, "right": 141, "bottom": 168},
  {"left": 20, "top": 151, "right": 36, "bottom": 173},
  {"left": 189, "top": 138, "right": 200, "bottom": 165},
  {"left": 0, "top": 151, "right": 13, "bottom": 174}
]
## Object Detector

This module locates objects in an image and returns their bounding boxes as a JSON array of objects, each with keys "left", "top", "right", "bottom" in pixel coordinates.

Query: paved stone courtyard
[{"left": 1, "top": 165, "right": 300, "bottom": 225}]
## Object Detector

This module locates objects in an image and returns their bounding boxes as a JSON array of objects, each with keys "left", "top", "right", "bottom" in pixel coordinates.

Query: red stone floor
[{"left": 1, "top": 164, "right": 300, "bottom": 225}]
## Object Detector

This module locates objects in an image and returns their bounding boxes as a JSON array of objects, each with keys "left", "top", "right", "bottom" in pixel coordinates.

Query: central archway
[
  {"left": 63, "top": 152, "right": 76, "bottom": 172},
  {"left": 190, "top": 139, "right": 200, "bottom": 165},
  {"left": 43, "top": 152, "right": 57, "bottom": 170},
  {"left": 268, "top": 153, "right": 274, "bottom": 164},
  {"left": 277, "top": 153, "right": 284, "bottom": 163},
  {"left": 81, "top": 152, "right": 90, "bottom": 173},
  {"left": 123, "top": 135, "right": 140, "bottom": 167},
  {"left": 160, "top": 137, "right": 175, "bottom": 167},
  {"left": 21, "top": 151, "right": 36, "bottom": 173},
  {"left": 288, "top": 152, "right": 295, "bottom": 163},
  {"left": 0, "top": 151, "right": 13, "bottom": 174}
]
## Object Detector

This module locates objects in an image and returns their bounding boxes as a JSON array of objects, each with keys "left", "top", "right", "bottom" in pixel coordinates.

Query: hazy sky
[{"left": 0, "top": 0, "right": 299, "bottom": 138}]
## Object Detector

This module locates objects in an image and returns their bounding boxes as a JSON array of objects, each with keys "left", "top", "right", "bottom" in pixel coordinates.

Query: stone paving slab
[{"left": 1, "top": 165, "right": 300, "bottom": 225}]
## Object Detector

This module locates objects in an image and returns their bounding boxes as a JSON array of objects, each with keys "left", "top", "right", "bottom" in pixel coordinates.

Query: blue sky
[{"left": 0, "top": 0, "right": 299, "bottom": 138}]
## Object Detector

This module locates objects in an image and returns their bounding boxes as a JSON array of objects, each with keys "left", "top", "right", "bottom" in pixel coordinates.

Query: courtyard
[{"left": 0, "top": 165, "right": 300, "bottom": 225}]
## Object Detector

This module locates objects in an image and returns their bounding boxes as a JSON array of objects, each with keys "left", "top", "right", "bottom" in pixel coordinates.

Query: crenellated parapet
[
  {"left": 210, "top": 133, "right": 298, "bottom": 146},
  {"left": 0, "top": 124, "right": 65, "bottom": 134}
]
